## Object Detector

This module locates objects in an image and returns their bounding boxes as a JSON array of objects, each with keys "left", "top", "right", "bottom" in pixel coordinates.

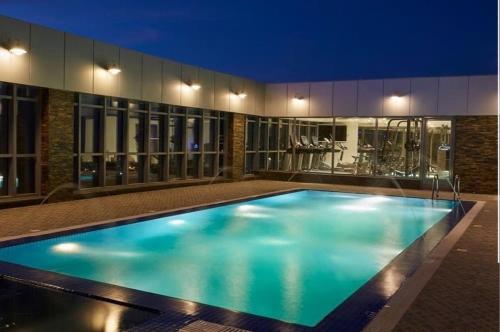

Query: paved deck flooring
[{"left": 0, "top": 180, "right": 497, "bottom": 331}]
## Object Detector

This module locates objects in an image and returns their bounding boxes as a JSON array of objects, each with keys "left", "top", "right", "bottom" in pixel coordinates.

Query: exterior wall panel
[
  {"left": 438, "top": 76, "right": 468, "bottom": 115},
  {"left": 309, "top": 82, "right": 333, "bottom": 117},
  {"left": 383, "top": 78, "right": 410, "bottom": 116},
  {"left": 287, "top": 82, "right": 310, "bottom": 117},
  {"left": 93, "top": 41, "right": 120, "bottom": 97},
  {"left": 30, "top": 25, "right": 64, "bottom": 89},
  {"left": 410, "top": 77, "right": 438, "bottom": 116},
  {"left": 162, "top": 59, "right": 181, "bottom": 105},
  {"left": 199, "top": 68, "right": 215, "bottom": 109},
  {"left": 214, "top": 72, "right": 230, "bottom": 111},
  {"left": 333, "top": 81, "right": 357, "bottom": 116},
  {"left": 142, "top": 55, "right": 162, "bottom": 103},
  {"left": 357, "top": 80, "right": 383, "bottom": 116},
  {"left": 180, "top": 64, "right": 199, "bottom": 107},
  {"left": 264, "top": 83, "right": 287, "bottom": 117},
  {"left": 243, "top": 79, "right": 256, "bottom": 115},
  {"left": 255, "top": 83, "right": 265, "bottom": 115},
  {"left": 119, "top": 48, "right": 142, "bottom": 100},
  {"left": 468, "top": 75, "right": 497, "bottom": 115},
  {"left": 0, "top": 16, "right": 30, "bottom": 84},
  {"left": 229, "top": 76, "right": 245, "bottom": 113},
  {"left": 64, "top": 33, "right": 94, "bottom": 94}
]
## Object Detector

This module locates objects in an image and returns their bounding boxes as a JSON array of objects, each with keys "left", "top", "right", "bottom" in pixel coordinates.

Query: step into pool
[{"left": 0, "top": 190, "right": 458, "bottom": 327}]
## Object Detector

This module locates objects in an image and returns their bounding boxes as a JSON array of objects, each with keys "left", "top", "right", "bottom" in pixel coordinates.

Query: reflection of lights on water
[
  {"left": 52, "top": 242, "right": 81, "bottom": 253},
  {"left": 234, "top": 204, "right": 271, "bottom": 218},
  {"left": 169, "top": 219, "right": 185, "bottom": 225},
  {"left": 360, "top": 196, "right": 392, "bottom": 204},
  {"left": 104, "top": 309, "right": 121, "bottom": 332},
  {"left": 236, "top": 204, "right": 254, "bottom": 212},
  {"left": 261, "top": 237, "right": 293, "bottom": 246},
  {"left": 338, "top": 205, "right": 377, "bottom": 212}
]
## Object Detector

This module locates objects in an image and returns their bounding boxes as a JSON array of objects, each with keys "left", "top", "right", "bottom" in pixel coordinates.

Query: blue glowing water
[{"left": 0, "top": 190, "right": 455, "bottom": 326}]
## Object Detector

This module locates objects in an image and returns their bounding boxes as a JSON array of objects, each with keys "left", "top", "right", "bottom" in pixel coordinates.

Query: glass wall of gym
[{"left": 244, "top": 116, "right": 453, "bottom": 180}]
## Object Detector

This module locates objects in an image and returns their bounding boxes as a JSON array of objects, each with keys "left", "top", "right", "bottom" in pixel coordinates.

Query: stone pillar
[
  {"left": 41, "top": 89, "right": 75, "bottom": 198},
  {"left": 453, "top": 116, "right": 498, "bottom": 194},
  {"left": 226, "top": 113, "right": 245, "bottom": 180}
]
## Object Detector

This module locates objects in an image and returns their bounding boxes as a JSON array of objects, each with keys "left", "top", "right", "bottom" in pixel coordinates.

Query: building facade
[{"left": 0, "top": 15, "right": 497, "bottom": 205}]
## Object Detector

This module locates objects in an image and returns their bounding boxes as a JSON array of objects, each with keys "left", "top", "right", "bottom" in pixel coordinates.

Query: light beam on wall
[
  {"left": 107, "top": 65, "right": 122, "bottom": 75},
  {"left": 9, "top": 47, "right": 27, "bottom": 56}
]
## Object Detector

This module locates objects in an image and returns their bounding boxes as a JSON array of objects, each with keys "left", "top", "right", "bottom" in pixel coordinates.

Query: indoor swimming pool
[{"left": 0, "top": 190, "right": 459, "bottom": 327}]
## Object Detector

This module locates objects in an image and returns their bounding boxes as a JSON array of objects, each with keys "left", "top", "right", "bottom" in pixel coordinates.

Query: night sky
[{"left": 0, "top": 0, "right": 497, "bottom": 82}]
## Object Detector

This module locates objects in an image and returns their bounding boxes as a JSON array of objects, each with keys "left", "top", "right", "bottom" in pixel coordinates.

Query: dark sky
[{"left": 0, "top": 0, "right": 497, "bottom": 82}]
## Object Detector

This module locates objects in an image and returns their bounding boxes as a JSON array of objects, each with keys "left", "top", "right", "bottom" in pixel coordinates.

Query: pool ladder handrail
[
  {"left": 431, "top": 174, "right": 439, "bottom": 200},
  {"left": 452, "top": 175, "right": 461, "bottom": 201}
]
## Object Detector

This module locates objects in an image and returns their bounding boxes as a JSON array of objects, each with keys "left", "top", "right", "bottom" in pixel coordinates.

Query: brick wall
[
  {"left": 454, "top": 116, "right": 498, "bottom": 194},
  {"left": 227, "top": 113, "right": 245, "bottom": 180},
  {"left": 41, "top": 89, "right": 75, "bottom": 198}
]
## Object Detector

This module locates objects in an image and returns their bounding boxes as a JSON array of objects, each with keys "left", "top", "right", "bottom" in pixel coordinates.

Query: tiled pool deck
[{"left": 0, "top": 180, "right": 497, "bottom": 331}]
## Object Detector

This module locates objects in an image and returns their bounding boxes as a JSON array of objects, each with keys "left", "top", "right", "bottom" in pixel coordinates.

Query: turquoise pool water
[{"left": 0, "top": 190, "right": 455, "bottom": 326}]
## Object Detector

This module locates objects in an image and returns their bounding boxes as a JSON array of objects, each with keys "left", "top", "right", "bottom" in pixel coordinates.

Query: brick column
[
  {"left": 226, "top": 113, "right": 245, "bottom": 180},
  {"left": 41, "top": 89, "right": 75, "bottom": 198},
  {"left": 453, "top": 116, "right": 498, "bottom": 194}
]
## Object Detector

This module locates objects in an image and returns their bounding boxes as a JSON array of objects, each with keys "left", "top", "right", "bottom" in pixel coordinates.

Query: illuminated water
[{"left": 0, "top": 190, "right": 455, "bottom": 326}]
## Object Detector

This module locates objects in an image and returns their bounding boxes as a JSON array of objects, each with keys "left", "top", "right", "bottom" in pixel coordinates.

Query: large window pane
[
  {"left": 17, "top": 100, "right": 36, "bottom": 154},
  {"left": 128, "top": 155, "right": 145, "bottom": 184},
  {"left": 80, "top": 155, "right": 101, "bottom": 188},
  {"left": 269, "top": 121, "right": 278, "bottom": 150},
  {"left": 105, "top": 154, "right": 124, "bottom": 186},
  {"left": 129, "top": 112, "right": 146, "bottom": 153},
  {"left": 219, "top": 115, "right": 226, "bottom": 153},
  {"left": 80, "top": 108, "right": 101, "bottom": 153},
  {"left": 246, "top": 119, "right": 257, "bottom": 151},
  {"left": 187, "top": 154, "right": 200, "bottom": 178},
  {"left": 150, "top": 114, "right": 166, "bottom": 153},
  {"left": 187, "top": 117, "right": 201, "bottom": 152},
  {"left": 105, "top": 110, "right": 125, "bottom": 153},
  {"left": 425, "top": 120, "right": 452, "bottom": 179},
  {"left": 169, "top": 154, "right": 184, "bottom": 179},
  {"left": 0, "top": 158, "right": 8, "bottom": 195},
  {"left": 245, "top": 153, "right": 255, "bottom": 174},
  {"left": 376, "top": 118, "right": 421, "bottom": 178},
  {"left": 203, "top": 154, "right": 215, "bottom": 177},
  {"left": 333, "top": 118, "right": 376, "bottom": 175},
  {"left": 150, "top": 155, "right": 166, "bottom": 182},
  {"left": 169, "top": 116, "right": 184, "bottom": 152},
  {"left": 0, "top": 99, "right": 10, "bottom": 154},
  {"left": 203, "top": 118, "right": 216, "bottom": 152},
  {"left": 16, "top": 157, "right": 35, "bottom": 193},
  {"left": 259, "top": 120, "right": 268, "bottom": 151}
]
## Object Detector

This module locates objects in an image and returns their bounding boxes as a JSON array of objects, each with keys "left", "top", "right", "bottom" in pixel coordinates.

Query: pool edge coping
[{"left": 361, "top": 200, "right": 486, "bottom": 332}]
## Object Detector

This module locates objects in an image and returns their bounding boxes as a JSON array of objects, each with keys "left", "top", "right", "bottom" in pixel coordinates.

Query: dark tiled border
[{"left": 0, "top": 190, "right": 475, "bottom": 332}]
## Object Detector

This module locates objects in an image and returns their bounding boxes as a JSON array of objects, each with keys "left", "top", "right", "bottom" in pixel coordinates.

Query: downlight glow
[
  {"left": 188, "top": 83, "right": 201, "bottom": 90},
  {"left": 52, "top": 242, "right": 81, "bottom": 253},
  {"left": 107, "top": 66, "right": 122, "bottom": 75},
  {"left": 9, "top": 47, "right": 27, "bottom": 56}
]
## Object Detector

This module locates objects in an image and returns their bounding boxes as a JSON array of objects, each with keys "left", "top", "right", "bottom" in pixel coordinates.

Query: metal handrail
[
  {"left": 431, "top": 174, "right": 439, "bottom": 200},
  {"left": 453, "top": 175, "right": 461, "bottom": 201}
]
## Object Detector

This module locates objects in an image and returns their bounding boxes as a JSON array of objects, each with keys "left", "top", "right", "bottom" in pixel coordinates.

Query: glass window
[
  {"left": 80, "top": 155, "right": 101, "bottom": 188},
  {"left": 259, "top": 119, "right": 268, "bottom": 151},
  {"left": 187, "top": 117, "right": 201, "bottom": 152},
  {"left": 203, "top": 154, "right": 215, "bottom": 177},
  {"left": 80, "top": 108, "right": 101, "bottom": 153},
  {"left": 0, "top": 99, "right": 10, "bottom": 154},
  {"left": 0, "top": 158, "right": 8, "bottom": 195},
  {"left": 16, "top": 157, "right": 35, "bottom": 194},
  {"left": 269, "top": 121, "right": 278, "bottom": 150},
  {"left": 0, "top": 82, "right": 12, "bottom": 96},
  {"left": 169, "top": 116, "right": 184, "bottom": 152},
  {"left": 425, "top": 120, "right": 452, "bottom": 179},
  {"left": 150, "top": 155, "right": 166, "bottom": 182},
  {"left": 245, "top": 153, "right": 255, "bottom": 174},
  {"left": 129, "top": 112, "right": 146, "bottom": 153},
  {"left": 16, "top": 85, "right": 38, "bottom": 99},
  {"left": 246, "top": 119, "right": 257, "bottom": 151},
  {"left": 219, "top": 115, "right": 226, "bottom": 153},
  {"left": 187, "top": 154, "right": 200, "bottom": 178},
  {"left": 218, "top": 154, "right": 225, "bottom": 176},
  {"left": 334, "top": 118, "right": 376, "bottom": 176},
  {"left": 105, "top": 154, "right": 125, "bottom": 186},
  {"left": 169, "top": 154, "right": 184, "bottom": 179},
  {"left": 81, "top": 94, "right": 104, "bottom": 106},
  {"left": 376, "top": 118, "right": 421, "bottom": 178},
  {"left": 203, "top": 118, "right": 217, "bottom": 152},
  {"left": 150, "top": 113, "right": 166, "bottom": 153},
  {"left": 105, "top": 110, "right": 125, "bottom": 153},
  {"left": 17, "top": 100, "right": 37, "bottom": 154},
  {"left": 128, "top": 155, "right": 145, "bottom": 184},
  {"left": 279, "top": 119, "right": 290, "bottom": 151}
]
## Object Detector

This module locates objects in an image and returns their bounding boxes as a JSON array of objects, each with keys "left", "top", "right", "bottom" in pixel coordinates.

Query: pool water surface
[{"left": 0, "top": 190, "right": 455, "bottom": 326}]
